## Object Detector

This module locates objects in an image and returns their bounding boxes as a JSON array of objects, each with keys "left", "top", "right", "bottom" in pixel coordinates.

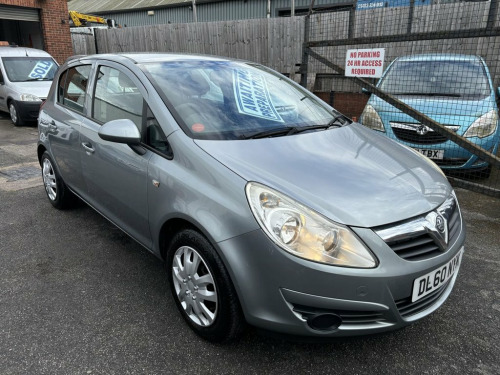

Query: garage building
[{"left": 0, "top": 0, "right": 73, "bottom": 63}]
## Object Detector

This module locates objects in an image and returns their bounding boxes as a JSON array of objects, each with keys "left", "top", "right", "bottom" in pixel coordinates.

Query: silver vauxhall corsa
[{"left": 38, "top": 53, "right": 465, "bottom": 342}]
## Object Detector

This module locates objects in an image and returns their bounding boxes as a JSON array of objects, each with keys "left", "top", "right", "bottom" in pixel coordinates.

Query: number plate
[
  {"left": 411, "top": 248, "right": 463, "bottom": 302},
  {"left": 414, "top": 148, "right": 444, "bottom": 160}
]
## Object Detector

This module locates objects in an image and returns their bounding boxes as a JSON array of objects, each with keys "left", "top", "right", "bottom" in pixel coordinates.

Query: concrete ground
[{"left": 0, "top": 113, "right": 499, "bottom": 375}]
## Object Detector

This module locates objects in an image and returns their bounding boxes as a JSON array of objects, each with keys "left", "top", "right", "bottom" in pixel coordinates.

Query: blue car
[{"left": 360, "top": 54, "right": 499, "bottom": 178}]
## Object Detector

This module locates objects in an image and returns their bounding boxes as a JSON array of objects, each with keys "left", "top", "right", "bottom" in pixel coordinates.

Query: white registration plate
[
  {"left": 414, "top": 148, "right": 444, "bottom": 160},
  {"left": 411, "top": 248, "right": 463, "bottom": 302}
]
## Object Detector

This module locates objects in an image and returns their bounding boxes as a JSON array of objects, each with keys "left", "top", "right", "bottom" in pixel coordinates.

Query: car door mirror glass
[
  {"left": 497, "top": 87, "right": 500, "bottom": 97},
  {"left": 98, "top": 118, "right": 141, "bottom": 145}
]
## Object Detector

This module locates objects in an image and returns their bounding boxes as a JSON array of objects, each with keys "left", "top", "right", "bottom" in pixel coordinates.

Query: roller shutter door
[{"left": 0, "top": 5, "right": 40, "bottom": 22}]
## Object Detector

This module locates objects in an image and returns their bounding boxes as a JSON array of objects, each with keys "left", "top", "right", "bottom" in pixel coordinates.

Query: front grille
[
  {"left": 292, "top": 304, "right": 387, "bottom": 326},
  {"left": 376, "top": 195, "right": 461, "bottom": 261},
  {"left": 390, "top": 122, "right": 458, "bottom": 145},
  {"left": 392, "top": 126, "right": 448, "bottom": 144},
  {"left": 448, "top": 204, "right": 460, "bottom": 245},
  {"left": 386, "top": 234, "right": 441, "bottom": 261},
  {"left": 435, "top": 158, "right": 468, "bottom": 167},
  {"left": 395, "top": 279, "right": 451, "bottom": 318}
]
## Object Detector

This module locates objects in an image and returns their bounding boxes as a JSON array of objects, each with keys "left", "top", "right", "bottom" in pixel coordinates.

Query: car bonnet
[
  {"left": 8, "top": 81, "right": 52, "bottom": 99},
  {"left": 194, "top": 123, "right": 452, "bottom": 228}
]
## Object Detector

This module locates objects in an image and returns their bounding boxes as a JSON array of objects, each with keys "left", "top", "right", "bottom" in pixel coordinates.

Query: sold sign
[{"left": 29, "top": 60, "right": 54, "bottom": 79}]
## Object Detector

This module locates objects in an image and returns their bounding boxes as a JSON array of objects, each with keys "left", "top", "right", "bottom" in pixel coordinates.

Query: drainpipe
[
  {"left": 267, "top": 0, "right": 271, "bottom": 18},
  {"left": 192, "top": 0, "right": 197, "bottom": 22},
  {"left": 291, "top": 0, "right": 295, "bottom": 16}
]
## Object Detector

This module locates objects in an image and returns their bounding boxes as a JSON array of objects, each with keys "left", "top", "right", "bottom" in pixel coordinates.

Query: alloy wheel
[
  {"left": 42, "top": 158, "right": 57, "bottom": 201},
  {"left": 172, "top": 246, "right": 218, "bottom": 327}
]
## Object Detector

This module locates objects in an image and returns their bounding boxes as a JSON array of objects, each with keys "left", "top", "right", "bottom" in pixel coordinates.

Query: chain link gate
[{"left": 300, "top": 0, "right": 500, "bottom": 198}]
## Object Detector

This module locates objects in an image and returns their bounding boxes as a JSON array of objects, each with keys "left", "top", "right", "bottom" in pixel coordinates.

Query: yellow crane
[{"left": 69, "top": 11, "right": 119, "bottom": 28}]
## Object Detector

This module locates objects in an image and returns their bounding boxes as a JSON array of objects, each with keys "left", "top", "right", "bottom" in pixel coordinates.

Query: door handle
[
  {"left": 81, "top": 142, "right": 95, "bottom": 154},
  {"left": 40, "top": 119, "right": 56, "bottom": 128}
]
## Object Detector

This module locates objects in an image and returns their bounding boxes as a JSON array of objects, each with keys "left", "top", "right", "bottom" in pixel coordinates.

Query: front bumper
[
  {"left": 14, "top": 100, "right": 43, "bottom": 122},
  {"left": 381, "top": 122, "right": 499, "bottom": 170},
  {"left": 216, "top": 222, "right": 466, "bottom": 337}
]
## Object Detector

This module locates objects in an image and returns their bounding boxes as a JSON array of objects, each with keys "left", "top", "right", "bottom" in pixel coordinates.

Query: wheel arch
[
  {"left": 158, "top": 217, "right": 212, "bottom": 262},
  {"left": 37, "top": 144, "right": 47, "bottom": 166}
]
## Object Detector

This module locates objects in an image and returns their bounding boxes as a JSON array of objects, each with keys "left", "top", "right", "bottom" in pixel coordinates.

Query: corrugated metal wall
[{"left": 98, "top": 0, "right": 351, "bottom": 27}]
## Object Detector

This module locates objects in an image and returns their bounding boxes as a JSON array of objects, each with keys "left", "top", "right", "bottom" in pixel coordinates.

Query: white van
[{"left": 0, "top": 46, "right": 58, "bottom": 126}]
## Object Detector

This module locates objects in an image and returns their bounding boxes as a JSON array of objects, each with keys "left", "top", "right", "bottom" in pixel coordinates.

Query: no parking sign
[{"left": 345, "top": 48, "right": 385, "bottom": 78}]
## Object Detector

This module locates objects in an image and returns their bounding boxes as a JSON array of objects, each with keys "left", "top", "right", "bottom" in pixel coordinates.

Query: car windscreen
[
  {"left": 142, "top": 61, "right": 339, "bottom": 140},
  {"left": 2, "top": 57, "right": 57, "bottom": 82},
  {"left": 379, "top": 59, "right": 491, "bottom": 99}
]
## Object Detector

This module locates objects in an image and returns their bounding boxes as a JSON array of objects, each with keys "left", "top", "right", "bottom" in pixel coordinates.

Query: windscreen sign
[
  {"left": 233, "top": 69, "right": 283, "bottom": 123},
  {"left": 28, "top": 60, "right": 54, "bottom": 79}
]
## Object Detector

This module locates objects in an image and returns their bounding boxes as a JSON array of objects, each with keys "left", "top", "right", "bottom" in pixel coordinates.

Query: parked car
[
  {"left": 360, "top": 54, "right": 499, "bottom": 178},
  {"left": 0, "top": 46, "right": 58, "bottom": 126},
  {"left": 38, "top": 53, "right": 465, "bottom": 342}
]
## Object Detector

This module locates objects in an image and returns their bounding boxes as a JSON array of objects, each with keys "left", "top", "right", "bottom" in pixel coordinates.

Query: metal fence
[
  {"left": 70, "top": 1, "right": 500, "bottom": 197},
  {"left": 302, "top": 0, "right": 500, "bottom": 197}
]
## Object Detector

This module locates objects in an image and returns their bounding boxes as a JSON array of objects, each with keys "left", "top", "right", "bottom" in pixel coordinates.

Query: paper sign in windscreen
[
  {"left": 29, "top": 60, "right": 54, "bottom": 79},
  {"left": 233, "top": 69, "right": 283, "bottom": 123}
]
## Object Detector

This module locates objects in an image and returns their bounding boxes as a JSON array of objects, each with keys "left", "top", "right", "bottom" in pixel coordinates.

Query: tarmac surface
[{"left": 0, "top": 113, "right": 499, "bottom": 374}]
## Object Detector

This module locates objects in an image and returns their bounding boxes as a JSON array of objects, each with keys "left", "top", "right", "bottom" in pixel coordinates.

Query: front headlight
[
  {"left": 245, "top": 182, "right": 377, "bottom": 268},
  {"left": 360, "top": 104, "right": 385, "bottom": 132},
  {"left": 464, "top": 109, "right": 498, "bottom": 138},
  {"left": 20, "top": 93, "right": 42, "bottom": 102}
]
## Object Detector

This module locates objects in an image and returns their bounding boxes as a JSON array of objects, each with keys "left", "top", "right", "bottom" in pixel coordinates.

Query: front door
[
  {"left": 80, "top": 62, "right": 153, "bottom": 248},
  {"left": 0, "top": 60, "right": 7, "bottom": 111}
]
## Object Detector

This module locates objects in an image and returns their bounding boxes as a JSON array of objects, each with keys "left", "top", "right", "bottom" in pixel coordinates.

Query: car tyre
[
  {"left": 41, "top": 151, "right": 75, "bottom": 209},
  {"left": 166, "top": 229, "right": 245, "bottom": 343},
  {"left": 9, "top": 101, "right": 24, "bottom": 127}
]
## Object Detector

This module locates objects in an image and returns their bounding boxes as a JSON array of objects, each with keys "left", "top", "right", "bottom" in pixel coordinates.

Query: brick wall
[
  {"left": 0, "top": 0, "right": 73, "bottom": 64},
  {"left": 314, "top": 92, "right": 369, "bottom": 121}
]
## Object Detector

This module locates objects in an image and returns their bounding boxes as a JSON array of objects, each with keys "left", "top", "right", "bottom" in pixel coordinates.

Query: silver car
[
  {"left": 0, "top": 46, "right": 57, "bottom": 126},
  {"left": 37, "top": 53, "right": 466, "bottom": 342}
]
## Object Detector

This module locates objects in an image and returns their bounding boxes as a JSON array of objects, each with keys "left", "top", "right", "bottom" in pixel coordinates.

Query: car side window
[
  {"left": 60, "top": 65, "right": 91, "bottom": 114},
  {"left": 144, "top": 106, "right": 172, "bottom": 157},
  {"left": 92, "top": 66, "right": 143, "bottom": 128},
  {"left": 57, "top": 70, "right": 68, "bottom": 103}
]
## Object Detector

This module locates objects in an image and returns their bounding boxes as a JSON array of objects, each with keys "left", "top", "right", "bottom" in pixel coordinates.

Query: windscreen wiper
[
  {"left": 242, "top": 127, "right": 296, "bottom": 139},
  {"left": 286, "top": 123, "right": 341, "bottom": 136},
  {"left": 328, "top": 114, "right": 351, "bottom": 126},
  {"left": 393, "top": 92, "right": 461, "bottom": 97},
  {"left": 25, "top": 78, "right": 52, "bottom": 81},
  {"left": 243, "top": 120, "right": 346, "bottom": 140}
]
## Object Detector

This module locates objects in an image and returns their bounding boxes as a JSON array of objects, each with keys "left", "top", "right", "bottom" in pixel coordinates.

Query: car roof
[
  {"left": 396, "top": 54, "right": 482, "bottom": 63},
  {"left": 0, "top": 46, "right": 53, "bottom": 58},
  {"left": 76, "top": 52, "right": 235, "bottom": 64}
]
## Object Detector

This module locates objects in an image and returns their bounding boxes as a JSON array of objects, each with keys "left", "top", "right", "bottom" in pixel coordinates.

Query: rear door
[
  {"left": 80, "top": 61, "right": 153, "bottom": 248},
  {"left": 41, "top": 63, "right": 92, "bottom": 195}
]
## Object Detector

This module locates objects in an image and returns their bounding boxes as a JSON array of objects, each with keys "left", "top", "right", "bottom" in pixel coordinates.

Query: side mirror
[
  {"left": 361, "top": 88, "right": 371, "bottom": 96},
  {"left": 497, "top": 87, "right": 500, "bottom": 97},
  {"left": 98, "top": 119, "right": 140, "bottom": 145}
]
